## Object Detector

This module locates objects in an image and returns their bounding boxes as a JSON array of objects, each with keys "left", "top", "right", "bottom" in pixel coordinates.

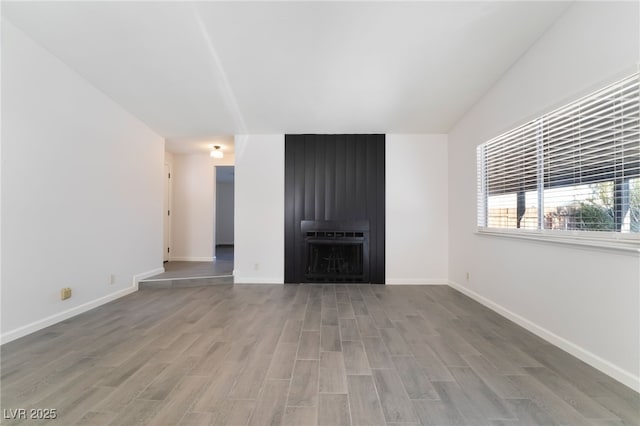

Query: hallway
[{"left": 143, "top": 246, "right": 234, "bottom": 282}]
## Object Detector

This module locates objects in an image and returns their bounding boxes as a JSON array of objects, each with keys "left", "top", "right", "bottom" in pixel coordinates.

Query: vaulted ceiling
[{"left": 3, "top": 1, "right": 571, "bottom": 146}]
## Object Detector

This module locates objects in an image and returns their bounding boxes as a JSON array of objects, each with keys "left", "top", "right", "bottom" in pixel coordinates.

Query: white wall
[
  {"left": 215, "top": 181, "right": 235, "bottom": 245},
  {"left": 171, "top": 154, "right": 214, "bottom": 261},
  {"left": 386, "top": 134, "right": 448, "bottom": 284},
  {"left": 1, "top": 20, "right": 165, "bottom": 342},
  {"left": 234, "top": 135, "right": 284, "bottom": 283},
  {"left": 448, "top": 1, "right": 640, "bottom": 391}
]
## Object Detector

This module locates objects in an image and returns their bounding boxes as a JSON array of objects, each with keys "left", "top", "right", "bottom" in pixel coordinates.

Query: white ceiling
[
  {"left": 2, "top": 1, "right": 571, "bottom": 150},
  {"left": 164, "top": 135, "right": 235, "bottom": 155}
]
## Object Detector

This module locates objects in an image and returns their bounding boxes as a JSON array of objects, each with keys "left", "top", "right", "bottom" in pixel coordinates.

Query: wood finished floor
[{"left": 1, "top": 284, "right": 638, "bottom": 426}]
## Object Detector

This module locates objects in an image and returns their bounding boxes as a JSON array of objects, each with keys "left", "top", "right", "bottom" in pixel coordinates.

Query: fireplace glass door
[{"left": 306, "top": 242, "right": 364, "bottom": 281}]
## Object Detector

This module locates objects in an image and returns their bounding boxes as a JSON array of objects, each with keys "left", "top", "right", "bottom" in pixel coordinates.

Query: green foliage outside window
[
  {"left": 575, "top": 181, "right": 640, "bottom": 232},
  {"left": 576, "top": 202, "right": 615, "bottom": 231}
]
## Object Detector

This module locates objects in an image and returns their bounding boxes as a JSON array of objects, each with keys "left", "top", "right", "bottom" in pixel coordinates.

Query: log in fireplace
[{"left": 302, "top": 220, "right": 369, "bottom": 282}]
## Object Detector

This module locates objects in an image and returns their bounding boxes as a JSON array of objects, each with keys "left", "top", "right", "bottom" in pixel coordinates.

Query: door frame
[{"left": 163, "top": 162, "right": 172, "bottom": 262}]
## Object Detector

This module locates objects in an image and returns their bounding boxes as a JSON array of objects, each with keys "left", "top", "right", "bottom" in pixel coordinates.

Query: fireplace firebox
[{"left": 302, "top": 220, "right": 369, "bottom": 283}]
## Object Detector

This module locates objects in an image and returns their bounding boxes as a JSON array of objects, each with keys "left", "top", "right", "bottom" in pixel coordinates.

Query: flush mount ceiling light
[{"left": 210, "top": 145, "right": 224, "bottom": 159}]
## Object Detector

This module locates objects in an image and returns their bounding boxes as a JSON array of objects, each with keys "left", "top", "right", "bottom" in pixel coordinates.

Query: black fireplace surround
[
  {"left": 284, "top": 134, "right": 385, "bottom": 284},
  {"left": 302, "top": 220, "right": 369, "bottom": 283}
]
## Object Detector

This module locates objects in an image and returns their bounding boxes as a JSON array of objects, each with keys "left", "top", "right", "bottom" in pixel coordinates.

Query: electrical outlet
[
  {"left": 253, "top": 263, "right": 260, "bottom": 271},
  {"left": 60, "top": 287, "right": 72, "bottom": 300},
  {"left": 109, "top": 274, "right": 116, "bottom": 285},
  {"left": 466, "top": 272, "right": 470, "bottom": 282}
]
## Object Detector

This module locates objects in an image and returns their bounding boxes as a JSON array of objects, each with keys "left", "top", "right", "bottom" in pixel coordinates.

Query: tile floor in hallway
[{"left": 1, "top": 284, "right": 639, "bottom": 425}]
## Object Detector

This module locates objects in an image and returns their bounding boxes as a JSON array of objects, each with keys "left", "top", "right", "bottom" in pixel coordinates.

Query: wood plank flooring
[{"left": 1, "top": 284, "right": 638, "bottom": 425}]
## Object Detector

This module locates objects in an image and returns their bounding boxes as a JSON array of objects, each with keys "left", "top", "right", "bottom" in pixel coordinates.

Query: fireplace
[
  {"left": 302, "top": 220, "right": 369, "bottom": 283},
  {"left": 284, "top": 134, "right": 385, "bottom": 283}
]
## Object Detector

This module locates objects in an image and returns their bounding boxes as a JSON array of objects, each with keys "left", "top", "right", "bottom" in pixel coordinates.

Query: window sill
[{"left": 475, "top": 229, "right": 640, "bottom": 255}]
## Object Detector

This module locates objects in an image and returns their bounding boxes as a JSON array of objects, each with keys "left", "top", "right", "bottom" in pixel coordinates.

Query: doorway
[
  {"left": 215, "top": 166, "right": 235, "bottom": 263},
  {"left": 142, "top": 162, "right": 234, "bottom": 285}
]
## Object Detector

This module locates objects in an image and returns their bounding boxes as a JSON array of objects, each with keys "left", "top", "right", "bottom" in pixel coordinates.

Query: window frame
[{"left": 476, "top": 73, "right": 640, "bottom": 253}]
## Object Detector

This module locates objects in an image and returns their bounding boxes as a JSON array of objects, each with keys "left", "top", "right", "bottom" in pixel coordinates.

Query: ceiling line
[{"left": 191, "top": 4, "right": 247, "bottom": 134}]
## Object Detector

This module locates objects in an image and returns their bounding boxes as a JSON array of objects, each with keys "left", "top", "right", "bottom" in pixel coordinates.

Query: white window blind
[{"left": 477, "top": 73, "right": 640, "bottom": 234}]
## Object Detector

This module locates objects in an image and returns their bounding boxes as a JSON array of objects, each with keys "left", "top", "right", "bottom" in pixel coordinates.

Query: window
[{"left": 477, "top": 73, "right": 640, "bottom": 238}]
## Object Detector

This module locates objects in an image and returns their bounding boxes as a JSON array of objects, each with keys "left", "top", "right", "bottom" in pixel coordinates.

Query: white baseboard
[
  {"left": 1, "top": 285, "right": 138, "bottom": 345},
  {"left": 169, "top": 257, "right": 214, "bottom": 262},
  {"left": 133, "top": 267, "right": 165, "bottom": 289},
  {"left": 233, "top": 277, "right": 283, "bottom": 284},
  {"left": 386, "top": 278, "right": 449, "bottom": 285},
  {"left": 1, "top": 267, "right": 166, "bottom": 345},
  {"left": 447, "top": 280, "right": 640, "bottom": 393}
]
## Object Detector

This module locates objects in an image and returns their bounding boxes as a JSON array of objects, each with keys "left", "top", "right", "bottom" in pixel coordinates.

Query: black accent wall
[{"left": 284, "top": 134, "right": 385, "bottom": 284}]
